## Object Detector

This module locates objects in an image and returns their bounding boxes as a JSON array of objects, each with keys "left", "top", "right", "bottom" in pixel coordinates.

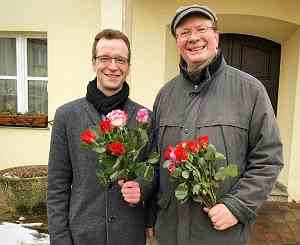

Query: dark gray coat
[
  {"left": 153, "top": 56, "right": 283, "bottom": 245},
  {"left": 47, "top": 97, "right": 154, "bottom": 245}
]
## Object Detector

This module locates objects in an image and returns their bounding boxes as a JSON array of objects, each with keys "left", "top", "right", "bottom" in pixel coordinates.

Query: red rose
[
  {"left": 167, "top": 161, "right": 176, "bottom": 174},
  {"left": 99, "top": 119, "right": 112, "bottom": 134},
  {"left": 198, "top": 135, "right": 209, "bottom": 149},
  {"left": 106, "top": 141, "right": 126, "bottom": 156},
  {"left": 80, "top": 129, "right": 96, "bottom": 144},
  {"left": 174, "top": 145, "right": 189, "bottom": 162},
  {"left": 163, "top": 145, "right": 175, "bottom": 160},
  {"left": 186, "top": 141, "right": 200, "bottom": 154}
]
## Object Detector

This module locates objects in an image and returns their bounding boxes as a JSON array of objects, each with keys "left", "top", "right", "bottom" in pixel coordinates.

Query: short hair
[{"left": 92, "top": 29, "right": 131, "bottom": 64}]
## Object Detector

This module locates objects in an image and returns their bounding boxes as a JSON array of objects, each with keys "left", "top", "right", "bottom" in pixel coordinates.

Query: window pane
[
  {"left": 28, "top": 80, "right": 48, "bottom": 114},
  {"left": 0, "top": 38, "right": 16, "bottom": 76},
  {"left": 27, "top": 39, "right": 48, "bottom": 77},
  {"left": 0, "top": 79, "right": 17, "bottom": 113}
]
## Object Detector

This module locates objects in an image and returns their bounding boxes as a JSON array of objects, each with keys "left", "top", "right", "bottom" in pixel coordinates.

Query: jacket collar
[{"left": 179, "top": 50, "right": 224, "bottom": 85}]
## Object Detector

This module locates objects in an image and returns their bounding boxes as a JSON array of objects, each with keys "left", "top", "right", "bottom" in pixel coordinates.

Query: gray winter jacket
[
  {"left": 47, "top": 97, "right": 155, "bottom": 245},
  {"left": 153, "top": 54, "right": 283, "bottom": 245}
]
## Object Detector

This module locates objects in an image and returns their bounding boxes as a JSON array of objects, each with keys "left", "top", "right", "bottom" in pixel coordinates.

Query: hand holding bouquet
[
  {"left": 163, "top": 136, "right": 237, "bottom": 208},
  {"left": 80, "top": 108, "right": 159, "bottom": 188}
]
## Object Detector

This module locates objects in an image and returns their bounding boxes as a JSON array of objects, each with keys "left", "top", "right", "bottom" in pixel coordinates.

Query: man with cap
[{"left": 151, "top": 5, "right": 283, "bottom": 245}]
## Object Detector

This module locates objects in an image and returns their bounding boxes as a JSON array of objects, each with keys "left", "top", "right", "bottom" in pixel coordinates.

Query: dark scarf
[
  {"left": 86, "top": 78, "right": 129, "bottom": 115},
  {"left": 179, "top": 50, "right": 223, "bottom": 85}
]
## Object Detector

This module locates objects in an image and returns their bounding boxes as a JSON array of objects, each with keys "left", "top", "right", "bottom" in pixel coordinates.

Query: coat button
[
  {"left": 109, "top": 216, "right": 116, "bottom": 222},
  {"left": 184, "top": 128, "right": 189, "bottom": 134}
]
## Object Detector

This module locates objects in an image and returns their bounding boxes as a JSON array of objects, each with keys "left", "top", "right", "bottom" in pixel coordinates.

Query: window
[{"left": 0, "top": 36, "right": 48, "bottom": 115}]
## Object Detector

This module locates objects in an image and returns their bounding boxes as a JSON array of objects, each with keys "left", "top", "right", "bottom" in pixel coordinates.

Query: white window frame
[{"left": 0, "top": 34, "right": 48, "bottom": 113}]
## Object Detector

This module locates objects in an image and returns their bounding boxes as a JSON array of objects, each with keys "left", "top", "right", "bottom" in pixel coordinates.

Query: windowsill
[
  {"left": 0, "top": 114, "right": 49, "bottom": 129},
  {"left": 0, "top": 125, "right": 50, "bottom": 130}
]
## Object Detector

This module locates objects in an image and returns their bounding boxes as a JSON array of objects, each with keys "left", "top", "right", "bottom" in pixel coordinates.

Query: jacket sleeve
[
  {"left": 220, "top": 86, "right": 284, "bottom": 224},
  {"left": 47, "top": 108, "right": 74, "bottom": 245}
]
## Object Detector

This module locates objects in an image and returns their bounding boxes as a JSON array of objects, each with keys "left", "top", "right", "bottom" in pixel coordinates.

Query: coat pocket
[{"left": 195, "top": 120, "right": 249, "bottom": 198}]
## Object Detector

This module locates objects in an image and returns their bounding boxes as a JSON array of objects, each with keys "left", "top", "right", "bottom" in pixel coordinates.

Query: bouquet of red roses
[
  {"left": 80, "top": 108, "right": 159, "bottom": 188},
  {"left": 163, "top": 136, "right": 237, "bottom": 208}
]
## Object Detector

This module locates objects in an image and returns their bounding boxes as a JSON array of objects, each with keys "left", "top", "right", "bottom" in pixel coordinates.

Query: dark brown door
[{"left": 219, "top": 34, "right": 281, "bottom": 115}]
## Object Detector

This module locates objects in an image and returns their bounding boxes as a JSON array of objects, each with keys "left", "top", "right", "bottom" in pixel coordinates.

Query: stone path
[{"left": 2, "top": 191, "right": 300, "bottom": 244}]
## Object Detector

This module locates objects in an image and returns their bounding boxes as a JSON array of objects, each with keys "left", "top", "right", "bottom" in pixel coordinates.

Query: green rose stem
[{"left": 187, "top": 158, "right": 216, "bottom": 208}]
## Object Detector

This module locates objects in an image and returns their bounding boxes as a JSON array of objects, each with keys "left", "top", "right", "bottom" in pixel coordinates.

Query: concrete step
[{"left": 268, "top": 181, "right": 288, "bottom": 202}]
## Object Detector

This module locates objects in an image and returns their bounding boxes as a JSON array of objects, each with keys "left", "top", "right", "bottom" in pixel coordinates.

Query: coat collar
[{"left": 179, "top": 50, "right": 224, "bottom": 85}]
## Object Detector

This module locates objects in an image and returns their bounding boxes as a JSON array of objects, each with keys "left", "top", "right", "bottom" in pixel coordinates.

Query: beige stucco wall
[
  {"left": 279, "top": 28, "right": 300, "bottom": 200},
  {"left": 1, "top": 0, "right": 300, "bottom": 201},
  {"left": 277, "top": 30, "right": 300, "bottom": 187},
  {"left": 0, "top": 0, "right": 100, "bottom": 169}
]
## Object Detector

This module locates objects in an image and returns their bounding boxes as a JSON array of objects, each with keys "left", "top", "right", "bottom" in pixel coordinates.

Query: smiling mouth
[
  {"left": 105, "top": 74, "right": 121, "bottom": 79},
  {"left": 188, "top": 45, "right": 206, "bottom": 52}
]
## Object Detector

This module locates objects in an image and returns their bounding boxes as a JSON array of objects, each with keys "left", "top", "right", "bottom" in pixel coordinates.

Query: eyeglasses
[
  {"left": 94, "top": 55, "right": 128, "bottom": 65},
  {"left": 176, "top": 26, "right": 216, "bottom": 39}
]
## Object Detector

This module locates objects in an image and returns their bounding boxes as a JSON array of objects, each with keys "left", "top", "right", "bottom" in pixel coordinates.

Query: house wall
[
  {"left": 1, "top": 0, "right": 300, "bottom": 201},
  {"left": 280, "top": 29, "right": 300, "bottom": 201},
  {"left": 0, "top": 0, "right": 100, "bottom": 168}
]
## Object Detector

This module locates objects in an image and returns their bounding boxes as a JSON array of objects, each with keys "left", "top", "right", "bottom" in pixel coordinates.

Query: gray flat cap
[{"left": 171, "top": 5, "right": 217, "bottom": 37}]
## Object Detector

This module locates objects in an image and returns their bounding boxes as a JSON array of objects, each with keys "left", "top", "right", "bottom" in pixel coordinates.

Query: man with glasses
[
  {"left": 47, "top": 29, "right": 155, "bottom": 245},
  {"left": 151, "top": 5, "right": 283, "bottom": 245}
]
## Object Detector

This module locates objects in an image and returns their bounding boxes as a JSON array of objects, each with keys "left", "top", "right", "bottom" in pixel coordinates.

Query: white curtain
[
  {"left": 0, "top": 38, "right": 17, "bottom": 113},
  {"left": 27, "top": 38, "right": 48, "bottom": 114}
]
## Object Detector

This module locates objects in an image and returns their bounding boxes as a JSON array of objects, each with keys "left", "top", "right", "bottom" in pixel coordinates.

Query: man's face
[
  {"left": 92, "top": 38, "right": 129, "bottom": 96},
  {"left": 175, "top": 15, "right": 219, "bottom": 71}
]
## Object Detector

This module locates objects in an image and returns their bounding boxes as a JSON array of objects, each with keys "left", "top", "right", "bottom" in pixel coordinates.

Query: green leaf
[
  {"left": 192, "top": 184, "right": 201, "bottom": 195},
  {"left": 204, "top": 144, "right": 216, "bottom": 161},
  {"left": 80, "top": 142, "right": 92, "bottom": 149},
  {"left": 135, "top": 163, "right": 146, "bottom": 177},
  {"left": 175, "top": 183, "right": 188, "bottom": 200},
  {"left": 128, "top": 133, "right": 138, "bottom": 149},
  {"left": 94, "top": 146, "right": 106, "bottom": 154},
  {"left": 144, "top": 166, "right": 154, "bottom": 182},
  {"left": 163, "top": 160, "right": 170, "bottom": 168},
  {"left": 184, "top": 162, "right": 193, "bottom": 170},
  {"left": 182, "top": 170, "right": 189, "bottom": 179},
  {"left": 215, "top": 152, "right": 225, "bottom": 161},
  {"left": 147, "top": 152, "right": 160, "bottom": 165},
  {"left": 214, "top": 167, "right": 226, "bottom": 181},
  {"left": 171, "top": 168, "right": 182, "bottom": 178},
  {"left": 214, "top": 164, "right": 238, "bottom": 181},
  {"left": 149, "top": 151, "right": 160, "bottom": 159},
  {"left": 226, "top": 164, "right": 238, "bottom": 176}
]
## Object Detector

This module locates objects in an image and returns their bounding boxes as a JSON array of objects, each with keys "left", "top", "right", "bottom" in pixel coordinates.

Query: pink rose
[
  {"left": 106, "top": 109, "right": 128, "bottom": 128},
  {"left": 163, "top": 145, "right": 175, "bottom": 160},
  {"left": 136, "top": 108, "right": 149, "bottom": 124},
  {"left": 167, "top": 161, "right": 176, "bottom": 174}
]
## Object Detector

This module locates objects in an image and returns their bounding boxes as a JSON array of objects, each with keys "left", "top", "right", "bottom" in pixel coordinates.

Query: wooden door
[{"left": 220, "top": 34, "right": 281, "bottom": 115}]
